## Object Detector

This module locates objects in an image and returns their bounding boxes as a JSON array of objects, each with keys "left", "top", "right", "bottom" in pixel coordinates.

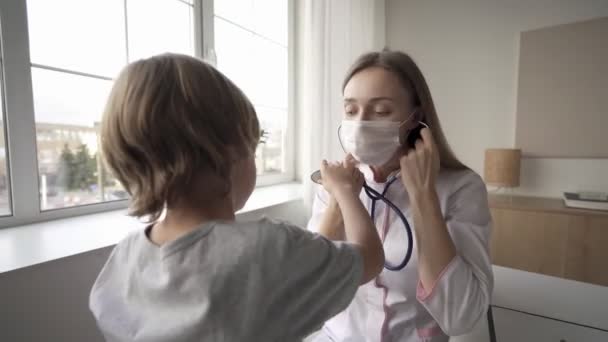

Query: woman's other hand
[{"left": 399, "top": 128, "right": 440, "bottom": 198}]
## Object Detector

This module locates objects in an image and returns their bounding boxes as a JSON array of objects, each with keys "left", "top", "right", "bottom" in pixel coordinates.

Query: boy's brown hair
[{"left": 101, "top": 53, "right": 260, "bottom": 221}]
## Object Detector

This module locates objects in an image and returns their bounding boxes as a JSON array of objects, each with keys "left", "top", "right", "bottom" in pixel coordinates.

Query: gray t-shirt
[{"left": 89, "top": 218, "right": 363, "bottom": 342}]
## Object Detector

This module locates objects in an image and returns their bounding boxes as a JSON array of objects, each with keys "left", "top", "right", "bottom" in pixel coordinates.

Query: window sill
[{"left": 0, "top": 182, "right": 302, "bottom": 274}]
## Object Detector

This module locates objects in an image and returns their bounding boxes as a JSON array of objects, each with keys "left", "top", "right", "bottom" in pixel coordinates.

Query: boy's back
[{"left": 90, "top": 218, "right": 363, "bottom": 342}]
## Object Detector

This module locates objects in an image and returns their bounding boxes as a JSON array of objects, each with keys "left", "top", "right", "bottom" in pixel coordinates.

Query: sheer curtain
[{"left": 295, "top": 0, "right": 386, "bottom": 213}]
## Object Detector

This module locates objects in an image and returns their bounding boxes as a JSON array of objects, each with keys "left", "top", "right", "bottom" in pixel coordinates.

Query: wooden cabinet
[{"left": 489, "top": 195, "right": 608, "bottom": 287}]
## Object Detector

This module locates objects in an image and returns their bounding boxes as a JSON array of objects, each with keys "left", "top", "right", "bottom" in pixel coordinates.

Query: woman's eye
[
  {"left": 344, "top": 106, "right": 356, "bottom": 116},
  {"left": 375, "top": 109, "right": 391, "bottom": 116}
]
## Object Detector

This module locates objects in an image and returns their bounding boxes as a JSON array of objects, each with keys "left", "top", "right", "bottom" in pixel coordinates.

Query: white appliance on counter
[{"left": 563, "top": 191, "right": 608, "bottom": 211}]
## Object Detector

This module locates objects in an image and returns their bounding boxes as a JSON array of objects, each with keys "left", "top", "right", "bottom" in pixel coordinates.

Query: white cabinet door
[{"left": 493, "top": 307, "right": 608, "bottom": 342}]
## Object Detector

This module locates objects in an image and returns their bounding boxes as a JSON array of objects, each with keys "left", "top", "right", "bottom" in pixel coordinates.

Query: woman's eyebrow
[
  {"left": 369, "top": 97, "right": 394, "bottom": 103},
  {"left": 344, "top": 97, "right": 394, "bottom": 103}
]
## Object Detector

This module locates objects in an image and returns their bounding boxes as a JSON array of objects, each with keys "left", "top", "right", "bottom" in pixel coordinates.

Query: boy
[{"left": 90, "top": 53, "right": 384, "bottom": 341}]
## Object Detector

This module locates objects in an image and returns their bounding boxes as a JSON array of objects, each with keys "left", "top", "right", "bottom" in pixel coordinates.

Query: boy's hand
[{"left": 320, "top": 154, "right": 364, "bottom": 197}]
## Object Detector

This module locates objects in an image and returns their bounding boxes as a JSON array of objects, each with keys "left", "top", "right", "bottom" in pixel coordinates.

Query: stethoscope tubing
[{"left": 364, "top": 176, "right": 413, "bottom": 271}]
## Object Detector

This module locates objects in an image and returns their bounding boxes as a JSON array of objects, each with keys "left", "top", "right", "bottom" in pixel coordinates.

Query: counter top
[{"left": 488, "top": 194, "right": 608, "bottom": 217}]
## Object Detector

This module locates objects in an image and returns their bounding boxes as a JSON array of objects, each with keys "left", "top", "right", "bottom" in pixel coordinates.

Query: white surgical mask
[
  {"left": 339, "top": 110, "right": 425, "bottom": 166},
  {"left": 339, "top": 120, "right": 404, "bottom": 166}
]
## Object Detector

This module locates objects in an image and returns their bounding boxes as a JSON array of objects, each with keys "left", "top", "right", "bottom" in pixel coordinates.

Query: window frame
[{"left": 0, "top": 0, "right": 295, "bottom": 228}]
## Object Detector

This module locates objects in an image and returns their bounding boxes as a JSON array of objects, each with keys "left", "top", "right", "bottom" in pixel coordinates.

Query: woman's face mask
[{"left": 339, "top": 110, "right": 426, "bottom": 166}]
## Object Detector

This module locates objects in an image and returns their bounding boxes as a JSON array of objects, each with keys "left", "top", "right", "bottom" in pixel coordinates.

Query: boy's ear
[{"left": 221, "top": 176, "right": 232, "bottom": 198}]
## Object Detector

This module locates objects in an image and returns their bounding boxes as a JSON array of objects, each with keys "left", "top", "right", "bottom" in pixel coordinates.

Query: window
[
  {"left": 0, "top": 46, "right": 11, "bottom": 217},
  {"left": 0, "top": 0, "right": 293, "bottom": 227},
  {"left": 27, "top": 0, "right": 195, "bottom": 210},
  {"left": 213, "top": 0, "right": 293, "bottom": 184}
]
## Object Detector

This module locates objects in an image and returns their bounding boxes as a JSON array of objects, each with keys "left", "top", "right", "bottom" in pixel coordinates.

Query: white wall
[
  {"left": 0, "top": 247, "right": 111, "bottom": 342},
  {"left": 386, "top": 0, "right": 608, "bottom": 198}
]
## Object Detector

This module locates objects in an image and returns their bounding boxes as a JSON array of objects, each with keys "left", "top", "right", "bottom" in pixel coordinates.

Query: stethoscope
[
  {"left": 366, "top": 174, "right": 414, "bottom": 271},
  {"left": 309, "top": 119, "right": 425, "bottom": 271},
  {"left": 310, "top": 115, "right": 419, "bottom": 272},
  {"left": 310, "top": 169, "right": 413, "bottom": 271}
]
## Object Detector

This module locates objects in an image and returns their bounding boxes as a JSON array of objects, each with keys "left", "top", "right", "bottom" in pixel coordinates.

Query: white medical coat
[{"left": 307, "top": 168, "right": 493, "bottom": 342}]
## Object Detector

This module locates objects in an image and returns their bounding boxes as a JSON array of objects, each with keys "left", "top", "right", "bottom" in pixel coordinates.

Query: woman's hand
[
  {"left": 399, "top": 128, "right": 440, "bottom": 198},
  {"left": 400, "top": 128, "right": 456, "bottom": 291}
]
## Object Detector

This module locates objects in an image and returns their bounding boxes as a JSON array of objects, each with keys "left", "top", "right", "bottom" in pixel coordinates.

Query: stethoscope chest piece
[{"left": 310, "top": 170, "right": 322, "bottom": 184}]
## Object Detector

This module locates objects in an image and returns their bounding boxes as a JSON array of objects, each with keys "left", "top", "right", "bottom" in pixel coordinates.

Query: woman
[{"left": 308, "top": 50, "right": 493, "bottom": 342}]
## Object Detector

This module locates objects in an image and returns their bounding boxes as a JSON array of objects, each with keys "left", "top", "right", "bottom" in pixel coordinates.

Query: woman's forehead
[{"left": 343, "top": 67, "right": 409, "bottom": 101}]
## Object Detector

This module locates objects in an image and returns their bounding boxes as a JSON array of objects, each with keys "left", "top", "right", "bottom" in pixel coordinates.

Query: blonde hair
[
  {"left": 343, "top": 49, "right": 467, "bottom": 170},
  {"left": 101, "top": 53, "right": 260, "bottom": 221}
]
